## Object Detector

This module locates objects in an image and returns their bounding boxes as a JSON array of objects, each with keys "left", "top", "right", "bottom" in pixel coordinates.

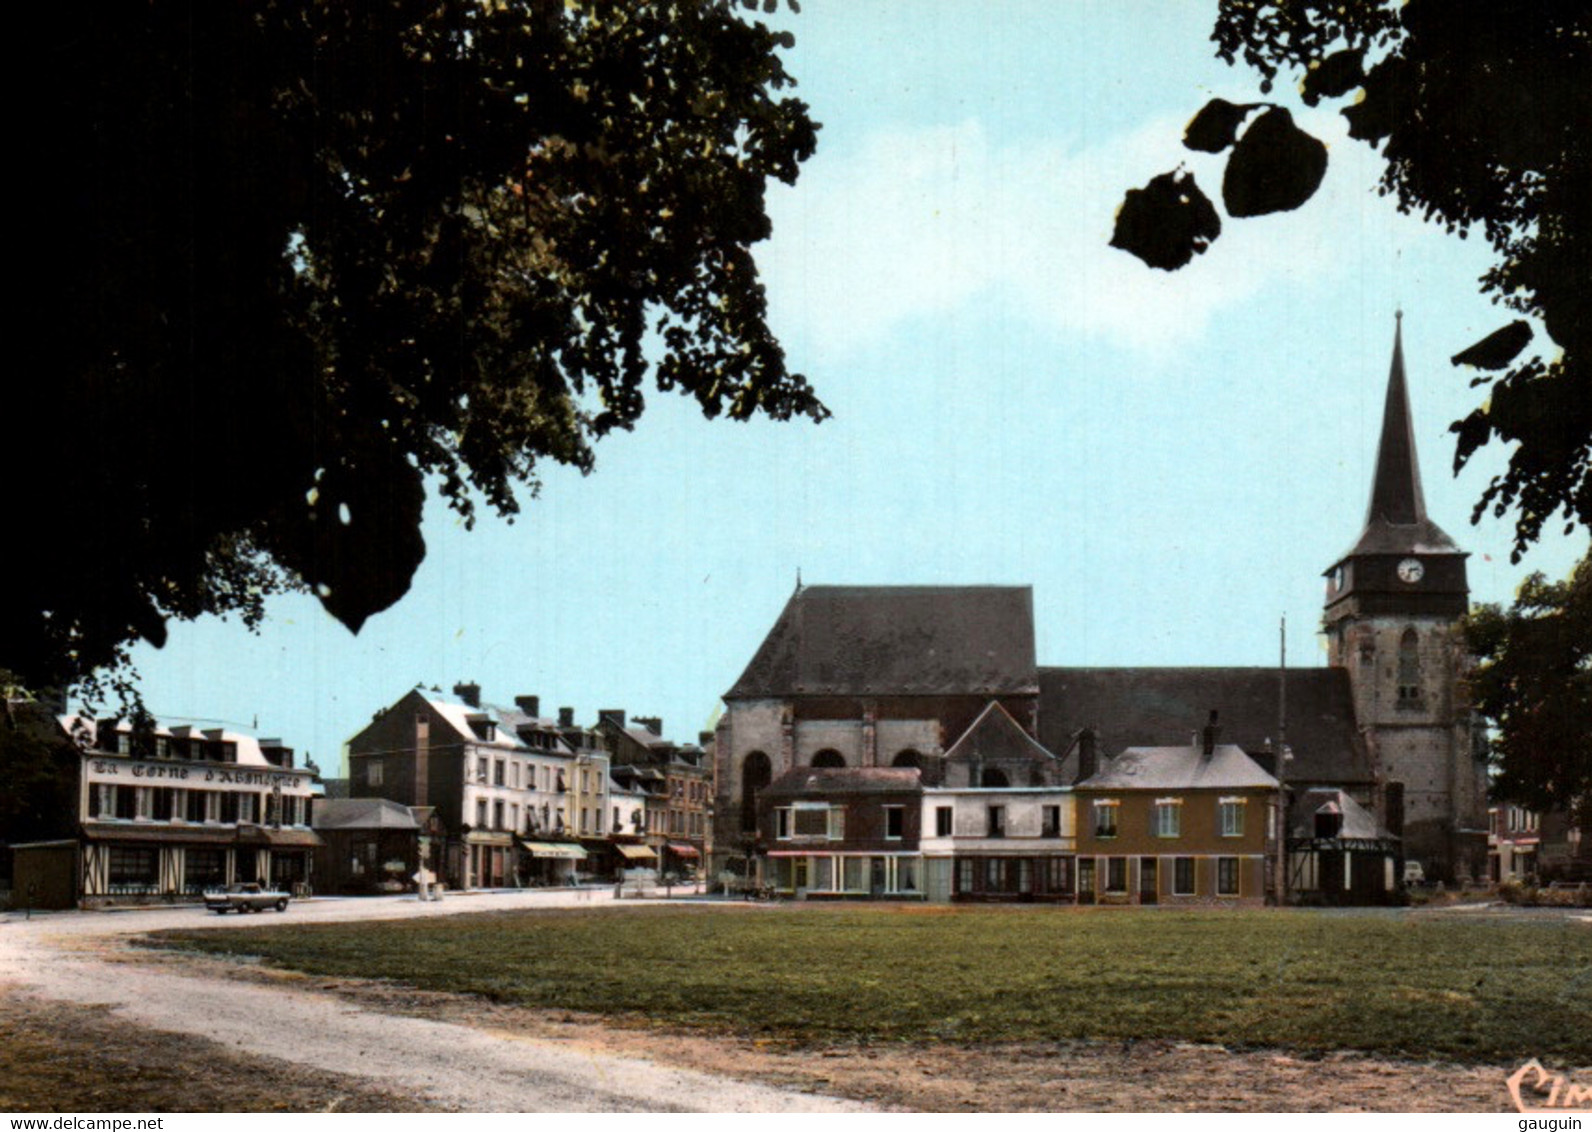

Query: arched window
[
  {"left": 741, "top": 751, "right": 771, "bottom": 833},
  {"left": 891, "top": 749, "right": 922, "bottom": 769},
  {"left": 1397, "top": 627, "right": 1421, "bottom": 701},
  {"left": 980, "top": 767, "right": 1009, "bottom": 788},
  {"left": 811, "top": 749, "right": 846, "bottom": 768}
]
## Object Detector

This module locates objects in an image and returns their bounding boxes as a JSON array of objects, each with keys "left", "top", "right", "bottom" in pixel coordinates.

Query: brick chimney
[
  {"left": 453, "top": 682, "right": 481, "bottom": 708},
  {"left": 1075, "top": 726, "right": 1099, "bottom": 784},
  {"left": 514, "top": 695, "right": 540, "bottom": 719},
  {"left": 600, "top": 709, "right": 626, "bottom": 729},
  {"left": 558, "top": 706, "right": 575, "bottom": 729},
  {"left": 1202, "top": 709, "right": 1220, "bottom": 758}
]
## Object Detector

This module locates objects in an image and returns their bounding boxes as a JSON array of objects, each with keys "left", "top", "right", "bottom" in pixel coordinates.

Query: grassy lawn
[{"left": 154, "top": 904, "right": 1592, "bottom": 1063}]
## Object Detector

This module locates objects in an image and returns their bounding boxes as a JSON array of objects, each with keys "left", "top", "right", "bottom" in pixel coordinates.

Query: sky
[{"left": 124, "top": 1, "right": 1588, "bottom": 773}]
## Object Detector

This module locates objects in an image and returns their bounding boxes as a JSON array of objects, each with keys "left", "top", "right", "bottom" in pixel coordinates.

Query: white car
[
  {"left": 203, "top": 882, "right": 290, "bottom": 914},
  {"left": 1402, "top": 861, "right": 1425, "bottom": 885}
]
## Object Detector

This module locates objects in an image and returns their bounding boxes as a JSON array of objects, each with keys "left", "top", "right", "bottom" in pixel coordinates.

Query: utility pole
[{"left": 1276, "top": 614, "right": 1289, "bottom": 907}]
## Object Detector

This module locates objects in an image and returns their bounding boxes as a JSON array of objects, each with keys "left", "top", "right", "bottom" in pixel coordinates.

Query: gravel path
[{"left": 0, "top": 893, "right": 869, "bottom": 1113}]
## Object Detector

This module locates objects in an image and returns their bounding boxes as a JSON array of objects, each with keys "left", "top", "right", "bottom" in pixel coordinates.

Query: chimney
[
  {"left": 699, "top": 731, "right": 715, "bottom": 747},
  {"left": 1202, "top": 710, "right": 1220, "bottom": 758},
  {"left": 558, "top": 706, "right": 575, "bottom": 729},
  {"left": 600, "top": 709, "right": 626, "bottom": 729},
  {"left": 635, "top": 716, "right": 662, "bottom": 736},
  {"left": 1076, "top": 727, "right": 1098, "bottom": 784},
  {"left": 453, "top": 682, "right": 481, "bottom": 708},
  {"left": 515, "top": 695, "right": 540, "bottom": 719}
]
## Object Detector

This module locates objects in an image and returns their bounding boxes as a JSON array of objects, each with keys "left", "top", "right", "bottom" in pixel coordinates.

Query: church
[{"left": 711, "top": 320, "right": 1489, "bottom": 901}]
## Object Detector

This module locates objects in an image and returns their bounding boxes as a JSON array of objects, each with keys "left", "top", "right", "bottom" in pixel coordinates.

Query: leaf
[
  {"left": 1222, "top": 107, "right": 1328, "bottom": 217},
  {"left": 1110, "top": 170, "right": 1222, "bottom": 271},
  {"left": 1450, "top": 320, "right": 1534, "bottom": 370},
  {"left": 1183, "top": 99, "right": 1258, "bottom": 153},
  {"left": 1301, "top": 48, "right": 1364, "bottom": 106}
]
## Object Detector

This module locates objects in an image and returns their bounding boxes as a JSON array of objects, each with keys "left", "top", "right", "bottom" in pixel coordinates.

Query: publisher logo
[{"left": 1509, "top": 1059, "right": 1592, "bottom": 1116}]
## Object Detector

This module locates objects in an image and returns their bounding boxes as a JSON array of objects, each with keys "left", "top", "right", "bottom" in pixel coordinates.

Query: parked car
[
  {"left": 1402, "top": 861, "right": 1426, "bottom": 886},
  {"left": 203, "top": 882, "right": 290, "bottom": 914}
]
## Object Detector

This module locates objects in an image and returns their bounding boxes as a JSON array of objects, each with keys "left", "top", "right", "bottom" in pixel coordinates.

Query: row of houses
[{"left": 4, "top": 687, "right": 712, "bottom": 908}]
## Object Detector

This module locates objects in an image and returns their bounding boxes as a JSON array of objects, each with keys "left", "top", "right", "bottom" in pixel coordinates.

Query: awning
[
  {"left": 666, "top": 842, "right": 700, "bottom": 858},
  {"left": 615, "top": 844, "right": 657, "bottom": 861},
  {"left": 523, "top": 841, "right": 588, "bottom": 860}
]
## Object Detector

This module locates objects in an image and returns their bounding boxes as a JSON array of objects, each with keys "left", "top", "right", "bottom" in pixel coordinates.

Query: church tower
[{"left": 1322, "top": 315, "right": 1486, "bottom": 881}]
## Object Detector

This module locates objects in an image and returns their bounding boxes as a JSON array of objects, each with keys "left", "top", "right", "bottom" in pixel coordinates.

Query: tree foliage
[
  {"left": 1466, "top": 551, "right": 1592, "bottom": 820},
  {"left": 4, "top": 0, "right": 824, "bottom": 696},
  {"left": 1111, "top": 0, "right": 1590, "bottom": 560}
]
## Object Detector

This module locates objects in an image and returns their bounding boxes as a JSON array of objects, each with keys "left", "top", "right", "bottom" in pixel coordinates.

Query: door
[
  {"left": 1139, "top": 857, "right": 1158, "bottom": 904},
  {"left": 1077, "top": 857, "right": 1096, "bottom": 905},
  {"left": 870, "top": 857, "right": 886, "bottom": 896},
  {"left": 793, "top": 859, "right": 809, "bottom": 893}
]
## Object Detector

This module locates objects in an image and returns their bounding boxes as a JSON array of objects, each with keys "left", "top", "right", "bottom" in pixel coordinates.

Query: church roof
[
  {"left": 1037, "top": 667, "right": 1370, "bottom": 786},
  {"left": 1341, "top": 316, "right": 1461, "bottom": 559},
  {"left": 726, "top": 585, "right": 1037, "bottom": 698}
]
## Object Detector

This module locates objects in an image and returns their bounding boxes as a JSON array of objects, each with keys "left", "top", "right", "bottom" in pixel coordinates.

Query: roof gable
[
  {"left": 727, "top": 585, "right": 1037, "bottom": 698},
  {"left": 944, "top": 700, "right": 1056, "bottom": 765}
]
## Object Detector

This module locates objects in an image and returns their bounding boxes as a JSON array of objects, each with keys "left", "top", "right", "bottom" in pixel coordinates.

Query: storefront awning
[
  {"left": 666, "top": 842, "right": 700, "bottom": 858},
  {"left": 523, "top": 841, "right": 588, "bottom": 860},
  {"left": 615, "top": 844, "right": 657, "bottom": 861}
]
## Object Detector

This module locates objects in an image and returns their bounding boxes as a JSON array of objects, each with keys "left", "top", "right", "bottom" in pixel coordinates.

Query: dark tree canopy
[
  {"left": 5, "top": 0, "right": 823, "bottom": 696},
  {"left": 1466, "top": 552, "right": 1592, "bottom": 821},
  {"left": 1112, "top": 0, "right": 1590, "bottom": 561}
]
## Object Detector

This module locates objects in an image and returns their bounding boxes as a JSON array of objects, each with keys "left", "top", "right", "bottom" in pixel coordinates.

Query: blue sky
[{"left": 125, "top": 2, "right": 1588, "bottom": 770}]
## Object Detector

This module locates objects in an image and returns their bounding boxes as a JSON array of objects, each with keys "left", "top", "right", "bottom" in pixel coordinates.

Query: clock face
[{"left": 1397, "top": 557, "right": 1425, "bottom": 584}]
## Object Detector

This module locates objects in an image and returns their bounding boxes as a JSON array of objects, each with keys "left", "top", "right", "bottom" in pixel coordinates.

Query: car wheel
[{"left": 275, "top": 899, "right": 288, "bottom": 912}]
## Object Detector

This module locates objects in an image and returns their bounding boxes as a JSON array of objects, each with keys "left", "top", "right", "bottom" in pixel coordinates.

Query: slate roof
[
  {"left": 1078, "top": 743, "right": 1278, "bottom": 792},
  {"left": 944, "top": 701, "right": 1058, "bottom": 765},
  {"left": 727, "top": 585, "right": 1037, "bottom": 698},
  {"left": 764, "top": 766, "right": 923, "bottom": 798},
  {"left": 313, "top": 797, "right": 421, "bottom": 832},
  {"left": 1037, "top": 667, "right": 1370, "bottom": 786},
  {"left": 1290, "top": 787, "right": 1397, "bottom": 842},
  {"left": 1339, "top": 319, "right": 1462, "bottom": 559}
]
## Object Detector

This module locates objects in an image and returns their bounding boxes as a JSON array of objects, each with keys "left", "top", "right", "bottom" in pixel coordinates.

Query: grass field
[{"left": 154, "top": 904, "right": 1592, "bottom": 1063}]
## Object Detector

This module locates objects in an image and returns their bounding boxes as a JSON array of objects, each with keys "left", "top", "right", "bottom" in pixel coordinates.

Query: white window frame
[
  {"left": 1219, "top": 798, "right": 1246, "bottom": 837},
  {"left": 1093, "top": 800, "right": 1119, "bottom": 839},
  {"left": 1153, "top": 798, "right": 1182, "bottom": 838},
  {"left": 883, "top": 805, "right": 904, "bottom": 841}
]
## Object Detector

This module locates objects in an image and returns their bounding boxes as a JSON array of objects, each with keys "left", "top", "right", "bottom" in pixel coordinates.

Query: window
[
  {"left": 1042, "top": 805, "right": 1061, "bottom": 837},
  {"left": 891, "top": 749, "right": 922, "bottom": 769},
  {"left": 1153, "top": 800, "right": 1181, "bottom": 838},
  {"left": 1173, "top": 857, "right": 1195, "bottom": 895},
  {"left": 1219, "top": 800, "right": 1245, "bottom": 837},
  {"left": 935, "top": 806, "right": 953, "bottom": 837},
  {"left": 985, "top": 858, "right": 1006, "bottom": 890},
  {"left": 742, "top": 751, "right": 771, "bottom": 833},
  {"left": 477, "top": 757, "right": 489, "bottom": 782},
  {"left": 184, "top": 848, "right": 225, "bottom": 892},
  {"left": 1217, "top": 857, "right": 1240, "bottom": 896},
  {"left": 987, "top": 805, "right": 1006, "bottom": 837},
  {"left": 476, "top": 799, "right": 488, "bottom": 829},
  {"left": 493, "top": 800, "right": 505, "bottom": 831},
  {"left": 96, "top": 784, "right": 115, "bottom": 819},
  {"left": 1397, "top": 627, "right": 1422, "bottom": 702},
  {"left": 776, "top": 808, "right": 791, "bottom": 840},
  {"left": 365, "top": 760, "right": 383, "bottom": 787},
  {"left": 957, "top": 858, "right": 974, "bottom": 894},
  {"left": 186, "top": 788, "right": 208, "bottom": 822},
  {"left": 114, "top": 785, "right": 137, "bottom": 820},
  {"left": 897, "top": 858, "right": 919, "bottom": 892},
  {"left": 811, "top": 749, "right": 845, "bottom": 768},
  {"left": 1046, "top": 857, "right": 1071, "bottom": 893},
  {"left": 884, "top": 806, "right": 904, "bottom": 840},
  {"left": 220, "top": 792, "right": 239, "bottom": 823},
  {"left": 494, "top": 760, "right": 506, "bottom": 786},
  {"left": 980, "top": 767, "right": 1009, "bottom": 787},
  {"left": 107, "top": 846, "right": 157, "bottom": 888},
  {"left": 1105, "top": 857, "right": 1127, "bottom": 894},
  {"left": 1093, "top": 800, "right": 1119, "bottom": 838}
]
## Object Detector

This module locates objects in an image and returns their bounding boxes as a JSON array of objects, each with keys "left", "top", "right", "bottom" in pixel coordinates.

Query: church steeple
[
  {"left": 1325, "top": 313, "right": 1467, "bottom": 626},
  {"left": 1365, "top": 313, "right": 1427, "bottom": 529},
  {"left": 1340, "top": 315, "right": 1459, "bottom": 558}
]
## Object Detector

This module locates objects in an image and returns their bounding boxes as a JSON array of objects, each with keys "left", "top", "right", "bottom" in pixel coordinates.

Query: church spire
[{"left": 1365, "top": 311, "right": 1427, "bottom": 528}]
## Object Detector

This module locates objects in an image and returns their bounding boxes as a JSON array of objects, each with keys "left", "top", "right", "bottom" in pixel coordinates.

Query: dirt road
[{"left": 0, "top": 893, "right": 868, "bottom": 1113}]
